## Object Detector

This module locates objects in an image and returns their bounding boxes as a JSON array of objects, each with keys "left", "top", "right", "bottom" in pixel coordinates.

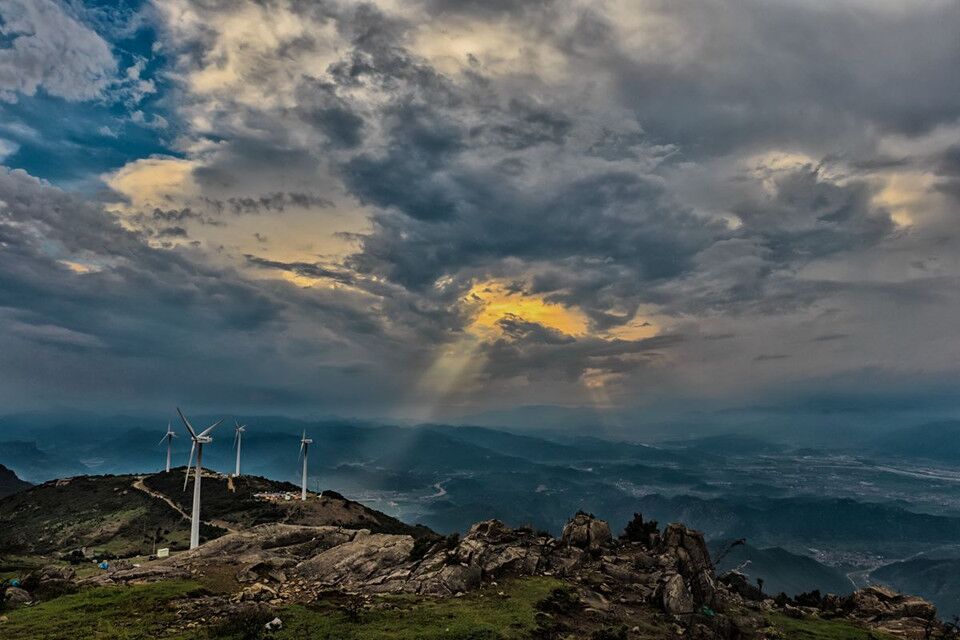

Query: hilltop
[{"left": 0, "top": 469, "right": 427, "bottom": 559}]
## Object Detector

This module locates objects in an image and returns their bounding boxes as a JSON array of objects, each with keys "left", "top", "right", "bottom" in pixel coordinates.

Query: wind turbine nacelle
[
  {"left": 196, "top": 436, "right": 213, "bottom": 444},
  {"left": 302, "top": 438, "right": 314, "bottom": 445}
]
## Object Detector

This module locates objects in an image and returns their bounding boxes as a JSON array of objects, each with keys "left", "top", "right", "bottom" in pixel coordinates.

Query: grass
[
  {"left": 0, "top": 577, "right": 906, "bottom": 640},
  {"left": 0, "top": 580, "right": 203, "bottom": 640},
  {"left": 272, "top": 577, "right": 564, "bottom": 640},
  {"left": 765, "top": 613, "right": 898, "bottom": 640}
]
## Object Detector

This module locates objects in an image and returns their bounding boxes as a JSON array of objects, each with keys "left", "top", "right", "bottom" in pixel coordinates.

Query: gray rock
[
  {"left": 4, "top": 586, "right": 32, "bottom": 608},
  {"left": 561, "top": 513, "right": 612, "bottom": 551}
]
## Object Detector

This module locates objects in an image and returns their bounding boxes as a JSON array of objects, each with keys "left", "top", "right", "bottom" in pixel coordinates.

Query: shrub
[{"left": 621, "top": 512, "right": 659, "bottom": 544}]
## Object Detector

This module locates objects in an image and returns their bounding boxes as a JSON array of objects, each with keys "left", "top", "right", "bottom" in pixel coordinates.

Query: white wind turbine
[
  {"left": 299, "top": 430, "right": 313, "bottom": 501},
  {"left": 158, "top": 421, "right": 176, "bottom": 473},
  {"left": 177, "top": 407, "right": 223, "bottom": 550},
  {"left": 233, "top": 421, "right": 246, "bottom": 477}
]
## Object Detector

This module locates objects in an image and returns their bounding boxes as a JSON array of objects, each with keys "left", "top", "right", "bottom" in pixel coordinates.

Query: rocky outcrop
[
  {"left": 65, "top": 511, "right": 946, "bottom": 640},
  {"left": 656, "top": 523, "right": 717, "bottom": 616},
  {"left": 561, "top": 512, "right": 612, "bottom": 551}
]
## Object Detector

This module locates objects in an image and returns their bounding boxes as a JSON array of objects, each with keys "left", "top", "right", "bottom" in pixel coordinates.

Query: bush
[
  {"left": 621, "top": 512, "right": 659, "bottom": 544},
  {"left": 590, "top": 625, "right": 628, "bottom": 640},
  {"left": 535, "top": 587, "right": 581, "bottom": 615},
  {"left": 208, "top": 605, "right": 274, "bottom": 640}
]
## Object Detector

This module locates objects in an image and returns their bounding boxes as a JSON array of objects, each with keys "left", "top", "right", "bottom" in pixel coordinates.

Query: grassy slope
[
  {"left": 275, "top": 577, "right": 564, "bottom": 640},
  {"left": 0, "top": 475, "right": 193, "bottom": 556},
  {"left": 764, "top": 614, "right": 897, "bottom": 640},
  {"left": 0, "top": 580, "right": 203, "bottom": 640},
  {"left": 1, "top": 579, "right": 907, "bottom": 640}
]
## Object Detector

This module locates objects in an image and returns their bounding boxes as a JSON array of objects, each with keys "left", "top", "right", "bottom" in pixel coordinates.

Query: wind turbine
[
  {"left": 299, "top": 430, "right": 313, "bottom": 501},
  {"left": 177, "top": 407, "right": 223, "bottom": 550},
  {"left": 158, "top": 421, "right": 176, "bottom": 473},
  {"left": 233, "top": 421, "right": 246, "bottom": 477}
]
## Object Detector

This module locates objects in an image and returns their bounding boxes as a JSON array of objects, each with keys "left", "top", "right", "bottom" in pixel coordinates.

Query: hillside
[
  {"left": 0, "top": 470, "right": 428, "bottom": 559},
  {"left": 0, "top": 463, "right": 31, "bottom": 498},
  {"left": 710, "top": 540, "right": 852, "bottom": 597},
  {"left": 873, "top": 557, "right": 960, "bottom": 620}
]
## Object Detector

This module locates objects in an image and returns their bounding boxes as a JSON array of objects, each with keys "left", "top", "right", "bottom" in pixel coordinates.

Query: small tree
[{"left": 621, "top": 512, "right": 659, "bottom": 546}]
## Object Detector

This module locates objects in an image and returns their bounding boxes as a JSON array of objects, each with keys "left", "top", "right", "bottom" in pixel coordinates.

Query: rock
[
  {"left": 844, "top": 586, "right": 937, "bottom": 621},
  {"left": 295, "top": 531, "right": 415, "bottom": 587},
  {"left": 659, "top": 524, "right": 716, "bottom": 610},
  {"left": 560, "top": 513, "right": 612, "bottom": 551},
  {"left": 659, "top": 573, "right": 694, "bottom": 617},
  {"left": 4, "top": 587, "right": 32, "bottom": 608},
  {"left": 264, "top": 616, "right": 283, "bottom": 631},
  {"left": 239, "top": 583, "right": 278, "bottom": 602}
]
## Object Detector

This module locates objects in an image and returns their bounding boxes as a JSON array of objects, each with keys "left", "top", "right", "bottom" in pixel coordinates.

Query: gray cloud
[
  {"left": 0, "top": 0, "right": 117, "bottom": 102},
  {"left": 2, "top": 0, "right": 960, "bottom": 416}
]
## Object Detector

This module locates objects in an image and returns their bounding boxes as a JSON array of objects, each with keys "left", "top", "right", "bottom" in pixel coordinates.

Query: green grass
[
  {"left": 0, "top": 580, "right": 203, "bottom": 640},
  {"left": 273, "top": 577, "right": 564, "bottom": 640},
  {"left": 765, "top": 613, "right": 898, "bottom": 640}
]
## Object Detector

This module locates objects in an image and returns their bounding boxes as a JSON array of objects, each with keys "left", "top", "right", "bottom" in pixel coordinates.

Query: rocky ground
[{"left": 5, "top": 510, "right": 952, "bottom": 639}]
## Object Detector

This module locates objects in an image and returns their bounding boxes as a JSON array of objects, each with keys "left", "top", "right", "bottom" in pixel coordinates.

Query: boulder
[
  {"left": 4, "top": 587, "right": 32, "bottom": 608},
  {"left": 238, "top": 582, "right": 278, "bottom": 602},
  {"left": 659, "top": 524, "right": 716, "bottom": 609},
  {"left": 561, "top": 513, "right": 612, "bottom": 551},
  {"left": 845, "top": 586, "right": 936, "bottom": 621},
  {"left": 294, "top": 531, "right": 415, "bottom": 587},
  {"left": 659, "top": 573, "right": 694, "bottom": 617}
]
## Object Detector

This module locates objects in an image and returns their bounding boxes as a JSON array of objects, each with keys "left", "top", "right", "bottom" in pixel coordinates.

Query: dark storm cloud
[
  {"left": 479, "top": 325, "right": 684, "bottom": 383},
  {"left": 4, "top": 0, "right": 960, "bottom": 413},
  {"left": 244, "top": 254, "right": 356, "bottom": 285},
  {"left": 0, "top": 167, "right": 416, "bottom": 411},
  {"left": 600, "top": 1, "right": 960, "bottom": 155}
]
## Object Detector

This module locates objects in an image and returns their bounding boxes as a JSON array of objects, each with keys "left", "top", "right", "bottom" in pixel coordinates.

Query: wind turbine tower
[
  {"left": 159, "top": 422, "right": 176, "bottom": 473},
  {"left": 299, "top": 430, "right": 313, "bottom": 501},
  {"left": 233, "top": 421, "right": 246, "bottom": 477},
  {"left": 177, "top": 407, "right": 223, "bottom": 550}
]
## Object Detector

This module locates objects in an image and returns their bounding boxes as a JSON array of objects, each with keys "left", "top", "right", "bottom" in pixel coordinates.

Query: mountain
[
  {"left": 0, "top": 469, "right": 428, "bottom": 558},
  {"left": 873, "top": 557, "right": 960, "bottom": 620},
  {"left": 0, "top": 463, "right": 31, "bottom": 498},
  {"left": 0, "top": 440, "right": 90, "bottom": 483},
  {"left": 631, "top": 494, "right": 960, "bottom": 553},
  {"left": 710, "top": 540, "right": 852, "bottom": 597}
]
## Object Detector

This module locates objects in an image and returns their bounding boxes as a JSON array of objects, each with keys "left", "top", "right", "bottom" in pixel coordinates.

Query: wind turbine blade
[
  {"left": 158, "top": 434, "right": 168, "bottom": 446},
  {"left": 177, "top": 407, "right": 198, "bottom": 438},
  {"left": 198, "top": 418, "right": 223, "bottom": 438},
  {"left": 183, "top": 442, "right": 196, "bottom": 491},
  {"left": 233, "top": 429, "right": 239, "bottom": 449}
]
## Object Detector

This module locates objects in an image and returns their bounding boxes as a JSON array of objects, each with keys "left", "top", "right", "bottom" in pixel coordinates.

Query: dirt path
[{"left": 132, "top": 476, "right": 238, "bottom": 533}]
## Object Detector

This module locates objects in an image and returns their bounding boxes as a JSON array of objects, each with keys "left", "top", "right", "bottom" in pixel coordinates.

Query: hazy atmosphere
[{"left": 1, "top": 0, "right": 958, "bottom": 424}]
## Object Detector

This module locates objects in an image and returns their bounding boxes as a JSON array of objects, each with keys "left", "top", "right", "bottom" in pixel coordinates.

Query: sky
[{"left": 0, "top": 0, "right": 958, "bottom": 423}]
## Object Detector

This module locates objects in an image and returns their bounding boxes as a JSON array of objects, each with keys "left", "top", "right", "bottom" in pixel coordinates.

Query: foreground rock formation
[{"left": 55, "top": 511, "right": 948, "bottom": 639}]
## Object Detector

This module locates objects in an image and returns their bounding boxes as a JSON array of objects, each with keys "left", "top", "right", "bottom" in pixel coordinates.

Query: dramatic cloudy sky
[{"left": 0, "top": 0, "right": 958, "bottom": 421}]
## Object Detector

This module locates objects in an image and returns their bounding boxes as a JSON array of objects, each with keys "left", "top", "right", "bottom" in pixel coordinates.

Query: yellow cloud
[
  {"left": 105, "top": 157, "right": 197, "bottom": 212},
  {"left": 466, "top": 281, "right": 588, "bottom": 338},
  {"left": 874, "top": 171, "right": 938, "bottom": 228}
]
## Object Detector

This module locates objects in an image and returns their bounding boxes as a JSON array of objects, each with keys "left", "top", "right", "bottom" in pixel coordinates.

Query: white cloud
[
  {"left": 0, "top": 138, "right": 19, "bottom": 161},
  {"left": 0, "top": 0, "right": 117, "bottom": 102}
]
